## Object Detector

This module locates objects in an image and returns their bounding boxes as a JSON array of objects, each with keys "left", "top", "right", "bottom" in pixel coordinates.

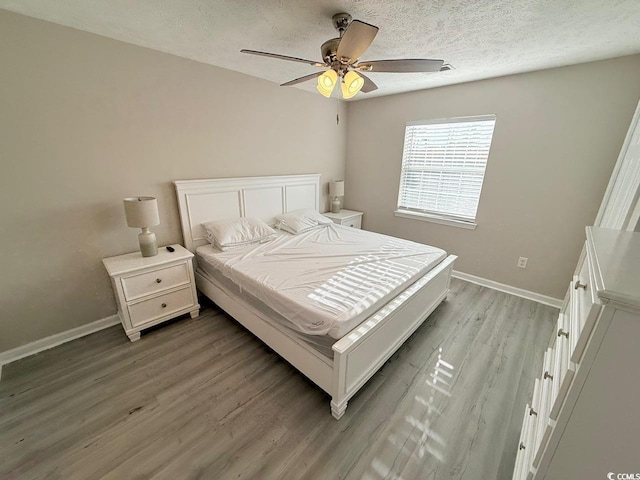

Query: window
[{"left": 396, "top": 115, "right": 496, "bottom": 229}]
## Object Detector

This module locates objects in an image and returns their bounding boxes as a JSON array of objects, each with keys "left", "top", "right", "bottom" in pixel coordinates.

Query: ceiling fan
[{"left": 241, "top": 13, "right": 451, "bottom": 99}]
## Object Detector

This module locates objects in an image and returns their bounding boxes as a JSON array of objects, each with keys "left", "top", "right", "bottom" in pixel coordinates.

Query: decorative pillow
[
  {"left": 202, "top": 217, "right": 276, "bottom": 251},
  {"left": 275, "top": 209, "right": 333, "bottom": 235}
]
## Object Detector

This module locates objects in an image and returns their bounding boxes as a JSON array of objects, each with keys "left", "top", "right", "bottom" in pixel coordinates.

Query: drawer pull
[
  {"left": 544, "top": 371, "right": 554, "bottom": 381},
  {"left": 574, "top": 281, "right": 587, "bottom": 290},
  {"left": 519, "top": 442, "right": 526, "bottom": 451},
  {"left": 156, "top": 278, "right": 162, "bottom": 284},
  {"left": 529, "top": 407, "right": 538, "bottom": 416},
  {"left": 557, "top": 328, "right": 569, "bottom": 338},
  {"left": 161, "top": 303, "right": 167, "bottom": 308}
]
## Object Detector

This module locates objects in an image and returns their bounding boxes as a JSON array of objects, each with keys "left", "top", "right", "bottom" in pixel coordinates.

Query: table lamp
[
  {"left": 123, "top": 196, "right": 160, "bottom": 257},
  {"left": 330, "top": 180, "right": 344, "bottom": 214}
]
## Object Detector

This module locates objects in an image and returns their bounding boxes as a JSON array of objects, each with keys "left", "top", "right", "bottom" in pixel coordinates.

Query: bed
[{"left": 173, "top": 174, "right": 457, "bottom": 419}]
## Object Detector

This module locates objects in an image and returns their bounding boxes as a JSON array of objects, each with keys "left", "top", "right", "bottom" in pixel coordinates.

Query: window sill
[{"left": 394, "top": 210, "right": 477, "bottom": 230}]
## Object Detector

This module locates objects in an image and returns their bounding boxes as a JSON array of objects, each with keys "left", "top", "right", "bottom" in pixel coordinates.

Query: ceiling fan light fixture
[
  {"left": 317, "top": 69, "right": 338, "bottom": 98},
  {"left": 242, "top": 13, "right": 447, "bottom": 98},
  {"left": 341, "top": 71, "right": 364, "bottom": 99}
]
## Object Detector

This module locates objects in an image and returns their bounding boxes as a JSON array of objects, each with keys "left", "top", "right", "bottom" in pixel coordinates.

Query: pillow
[
  {"left": 275, "top": 209, "right": 333, "bottom": 235},
  {"left": 202, "top": 217, "right": 276, "bottom": 251}
]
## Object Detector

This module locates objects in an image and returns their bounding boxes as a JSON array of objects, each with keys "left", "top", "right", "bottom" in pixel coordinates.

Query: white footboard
[
  {"left": 330, "top": 254, "right": 457, "bottom": 419},
  {"left": 194, "top": 254, "right": 456, "bottom": 421}
]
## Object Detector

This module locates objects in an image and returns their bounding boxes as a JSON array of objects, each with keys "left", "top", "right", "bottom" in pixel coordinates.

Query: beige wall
[
  {"left": 345, "top": 56, "right": 640, "bottom": 299},
  {"left": 2, "top": 8, "right": 639, "bottom": 354},
  {"left": 0, "top": 10, "right": 347, "bottom": 352}
]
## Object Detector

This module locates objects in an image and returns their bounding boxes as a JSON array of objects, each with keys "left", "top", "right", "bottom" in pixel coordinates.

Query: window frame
[{"left": 395, "top": 114, "right": 497, "bottom": 230}]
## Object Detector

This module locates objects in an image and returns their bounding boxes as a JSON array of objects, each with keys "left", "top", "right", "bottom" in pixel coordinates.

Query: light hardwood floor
[{"left": 0, "top": 279, "right": 556, "bottom": 480}]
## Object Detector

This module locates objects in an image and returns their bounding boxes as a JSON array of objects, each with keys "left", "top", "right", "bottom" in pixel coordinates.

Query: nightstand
[
  {"left": 102, "top": 244, "right": 200, "bottom": 342},
  {"left": 323, "top": 209, "right": 364, "bottom": 229}
]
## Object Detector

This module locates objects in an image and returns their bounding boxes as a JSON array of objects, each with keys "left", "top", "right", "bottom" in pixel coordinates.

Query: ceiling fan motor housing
[
  {"left": 321, "top": 38, "right": 340, "bottom": 63},
  {"left": 332, "top": 13, "right": 352, "bottom": 35},
  {"left": 321, "top": 37, "right": 352, "bottom": 75}
]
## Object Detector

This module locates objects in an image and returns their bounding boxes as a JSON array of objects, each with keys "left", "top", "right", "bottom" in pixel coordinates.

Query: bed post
[{"left": 331, "top": 351, "right": 348, "bottom": 419}]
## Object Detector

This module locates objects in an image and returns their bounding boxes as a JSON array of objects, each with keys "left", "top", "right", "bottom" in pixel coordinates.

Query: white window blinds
[{"left": 397, "top": 115, "right": 496, "bottom": 222}]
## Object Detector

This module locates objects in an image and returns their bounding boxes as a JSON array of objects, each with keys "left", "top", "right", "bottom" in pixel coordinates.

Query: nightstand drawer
[
  {"left": 128, "top": 287, "right": 194, "bottom": 327},
  {"left": 323, "top": 209, "right": 364, "bottom": 229},
  {"left": 343, "top": 217, "right": 361, "bottom": 229},
  {"left": 121, "top": 263, "right": 190, "bottom": 301}
]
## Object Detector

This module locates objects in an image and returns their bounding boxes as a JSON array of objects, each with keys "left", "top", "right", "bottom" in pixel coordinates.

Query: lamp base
[
  {"left": 331, "top": 197, "right": 341, "bottom": 214},
  {"left": 139, "top": 228, "right": 158, "bottom": 257}
]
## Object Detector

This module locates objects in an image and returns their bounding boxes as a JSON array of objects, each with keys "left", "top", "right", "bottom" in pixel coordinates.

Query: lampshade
[
  {"left": 341, "top": 71, "right": 364, "bottom": 99},
  {"left": 317, "top": 69, "right": 338, "bottom": 98},
  {"left": 123, "top": 197, "right": 160, "bottom": 228},
  {"left": 330, "top": 180, "right": 345, "bottom": 197}
]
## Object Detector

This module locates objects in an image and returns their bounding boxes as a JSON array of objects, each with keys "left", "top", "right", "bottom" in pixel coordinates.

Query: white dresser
[
  {"left": 513, "top": 227, "right": 640, "bottom": 480},
  {"left": 103, "top": 244, "right": 200, "bottom": 341}
]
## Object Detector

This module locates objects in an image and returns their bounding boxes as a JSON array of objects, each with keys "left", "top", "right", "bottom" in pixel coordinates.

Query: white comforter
[{"left": 196, "top": 224, "right": 446, "bottom": 339}]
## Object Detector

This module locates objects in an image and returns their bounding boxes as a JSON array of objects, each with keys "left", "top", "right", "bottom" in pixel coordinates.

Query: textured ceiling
[{"left": 2, "top": 0, "right": 640, "bottom": 100}]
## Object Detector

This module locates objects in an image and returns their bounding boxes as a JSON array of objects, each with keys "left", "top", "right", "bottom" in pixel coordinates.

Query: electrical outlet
[{"left": 517, "top": 257, "right": 528, "bottom": 269}]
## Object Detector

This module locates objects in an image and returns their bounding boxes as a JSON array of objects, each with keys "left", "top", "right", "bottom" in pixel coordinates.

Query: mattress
[
  {"left": 198, "top": 265, "right": 337, "bottom": 358},
  {"left": 196, "top": 224, "right": 447, "bottom": 339}
]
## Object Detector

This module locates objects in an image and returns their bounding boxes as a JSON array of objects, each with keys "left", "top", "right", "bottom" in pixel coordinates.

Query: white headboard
[{"left": 173, "top": 174, "right": 321, "bottom": 252}]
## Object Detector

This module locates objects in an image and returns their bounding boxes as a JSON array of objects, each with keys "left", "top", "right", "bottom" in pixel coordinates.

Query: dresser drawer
[
  {"left": 576, "top": 252, "right": 596, "bottom": 319},
  {"left": 549, "top": 319, "right": 564, "bottom": 406},
  {"left": 127, "top": 286, "right": 194, "bottom": 327},
  {"left": 532, "top": 348, "right": 554, "bottom": 468},
  {"left": 514, "top": 403, "right": 536, "bottom": 480},
  {"left": 525, "top": 379, "right": 542, "bottom": 473},
  {"left": 549, "top": 313, "right": 575, "bottom": 420},
  {"left": 121, "top": 262, "right": 190, "bottom": 301},
  {"left": 569, "top": 252, "right": 602, "bottom": 363}
]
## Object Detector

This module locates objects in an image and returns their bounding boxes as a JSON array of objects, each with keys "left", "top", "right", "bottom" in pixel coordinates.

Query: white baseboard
[
  {"left": 0, "top": 315, "right": 120, "bottom": 372},
  {"left": 0, "top": 273, "right": 560, "bottom": 376},
  {"left": 452, "top": 270, "right": 563, "bottom": 309}
]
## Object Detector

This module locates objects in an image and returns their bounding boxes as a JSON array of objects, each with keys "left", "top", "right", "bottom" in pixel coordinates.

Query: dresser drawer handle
[
  {"left": 519, "top": 442, "right": 526, "bottom": 451},
  {"left": 529, "top": 407, "right": 538, "bottom": 416},
  {"left": 156, "top": 278, "right": 162, "bottom": 284},
  {"left": 544, "top": 371, "right": 554, "bottom": 381},
  {"left": 557, "top": 328, "right": 569, "bottom": 338},
  {"left": 161, "top": 303, "right": 167, "bottom": 308},
  {"left": 574, "top": 281, "right": 587, "bottom": 290}
]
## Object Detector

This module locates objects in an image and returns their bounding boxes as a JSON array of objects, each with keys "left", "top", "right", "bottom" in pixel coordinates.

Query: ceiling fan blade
[
  {"left": 359, "top": 73, "right": 378, "bottom": 93},
  {"left": 281, "top": 72, "right": 323, "bottom": 86},
  {"left": 336, "top": 20, "right": 379, "bottom": 63},
  {"left": 241, "top": 49, "right": 325, "bottom": 67},
  {"left": 356, "top": 59, "right": 444, "bottom": 73}
]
